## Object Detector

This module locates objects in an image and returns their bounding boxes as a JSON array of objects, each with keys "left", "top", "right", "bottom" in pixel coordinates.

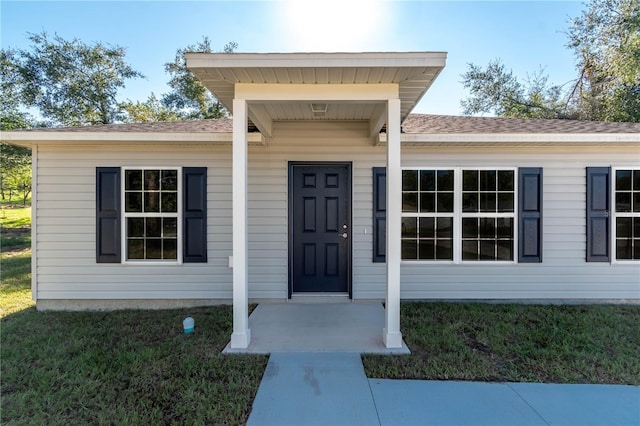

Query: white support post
[
  {"left": 384, "top": 98, "right": 403, "bottom": 348},
  {"left": 231, "top": 98, "right": 251, "bottom": 349}
]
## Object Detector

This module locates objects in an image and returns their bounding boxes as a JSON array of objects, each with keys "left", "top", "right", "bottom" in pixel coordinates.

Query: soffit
[{"left": 186, "top": 52, "right": 447, "bottom": 123}]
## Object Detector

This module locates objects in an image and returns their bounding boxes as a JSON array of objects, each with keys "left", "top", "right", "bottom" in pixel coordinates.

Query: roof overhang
[{"left": 185, "top": 52, "right": 447, "bottom": 137}]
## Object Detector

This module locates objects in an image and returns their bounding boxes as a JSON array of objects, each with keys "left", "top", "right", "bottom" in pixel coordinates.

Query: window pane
[
  {"left": 163, "top": 239, "right": 178, "bottom": 260},
  {"left": 462, "top": 193, "right": 478, "bottom": 212},
  {"left": 616, "top": 170, "right": 632, "bottom": 190},
  {"left": 125, "top": 170, "right": 142, "bottom": 190},
  {"left": 616, "top": 192, "right": 631, "bottom": 212},
  {"left": 418, "top": 240, "right": 434, "bottom": 259},
  {"left": 463, "top": 170, "right": 478, "bottom": 191},
  {"left": 462, "top": 240, "right": 478, "bottom": 260},
  {"left": 634, "top": 239, "right": 640, "bottom": 260},
  {"left": 437, "top": 170, "right": 454, "bottom": 191},
  {"left": 480, "top": 218, "right": 495, "bottom": 238},
  {"left": 437, "top": 193, "right": 454, "bottom": 212},
  {"left": 480, "top": 170, "right": 496, "bottom": 191},
  {"left": 402, "top": 170, "right": 418, "bottom": 191},
  {"left": 402, "top": 217, "right": 417, "bottom": 238},
  {"left": 402, "top": 240, "right": 418, "bottom": 259},
  {"left": 498, "top": 193, "right": 514, "bottom": 212},
  {"left": 146, "top": 218, "right": 162, "bottom": 237},
  {"left": 125, "top": 192, "right": 142, "bottom": 212},
  {"left": 163, "top": 218, "right": 178, "bottom": 238},
  {"left": 616, "top": 239, "right": 632, "bottom": 259},
  {"left": 402, "top": 193, "right": 418, "bottom": 212},
  {"left": 634, "top": 193, "right": 640, "bottom": 213},
  {"left": 420, "top": 192, "right": 435, "bottom": 213},
  {"left": 145, "top": 192, "right": 160, "bottom": 213},
  {"left": 146, "top": 239, "right": 162, "bottom": 259},
  {"left": 420, "top": 170, "right": 435, "bottom": 191},
  {"left": 635, "top": 218, "right": 640, "bottom": 238},
  {"left": 496, "top": 240, "right": 513, "bottom": 261},
  {"left": 617, "top": 217, "right": 632, "bottom": 238},
  {"left": 480, "top": 193, "right": 497, "bottom": 212},
  {"left": 435, "top": 239, "right": 453, "bottom": 260},
  {"left": 127, "top": 218, "right": 145, "bottom": 237},
  {"left": 437, "top": 217, "right": 452, "bottom": 238},
  {"left": 634, "top": 170, "right": 640, "bottom": 190},
  {"left": 462, "top": 218, "right": 478, "bottom": 238},
  {"left": 498, "top": 171, "right": 514, "bottom": 191},
  {"left": 480, "top": 240, "right": 495, "bottom": 260},
  {"left": 144, "top": 170, "right": 160, "bottom": 190},
  {"left": 162, "top": 170, "right": 178, "bottom": 191},
  {"left": 419, "top": 217, "right": 434, "bottom": 238},
  {"left": 161, "top": 192, "right": 178, "bottom": 213},
  {"left": 127, "top": 239, "right": 144, "bottom": 259},
  {"left": 497, "top": 218, "right": 514, "bottom": 239}
]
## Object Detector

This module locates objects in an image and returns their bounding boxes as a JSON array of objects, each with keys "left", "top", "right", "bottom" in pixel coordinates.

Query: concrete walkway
[{"left": 248, "top": 353, "right": 640, "bottom": 426}]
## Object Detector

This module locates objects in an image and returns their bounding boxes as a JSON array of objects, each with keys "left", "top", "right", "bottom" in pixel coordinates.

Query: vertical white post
[
  {"left": 384, "top": 98, "right": 403, "bottom": 348},
  {"left": 31, "top": 145, "right": 38, "bottom": 301},
  {"left": 231, "top": 98, "right": 251, "bottom": 348}
]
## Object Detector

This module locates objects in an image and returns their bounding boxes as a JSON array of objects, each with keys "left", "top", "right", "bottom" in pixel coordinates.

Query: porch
[{"left": 223, "top": 302, "right": 410, "bottom": 354}]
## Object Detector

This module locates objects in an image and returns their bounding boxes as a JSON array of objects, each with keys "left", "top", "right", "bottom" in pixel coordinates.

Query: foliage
[
  {"left": 461, "top": 60, "right": 571, "bottom": 119},
  {"left": 0, "top": 50, "right": 33, "bottom": 131},
  {"left": 462, "top": 0, "right": 640, "bottom": 122},
  {"left": 119, "top": 93, "right": 180, "bottom": 123},
  {"left": 0, "top": 143, "right": 31, "bottom": 202},
  {"left": 162, "top": 37, "right": 237, "bottom": 120},
  {"left": 8, "top": 31, "right": 144, "bottom": 126},
  {"left": 363, "top": 302, "right": 640, "bottom": 384},
  {"left": 566, "top": 0, "right": 640, "bottom": 122}
]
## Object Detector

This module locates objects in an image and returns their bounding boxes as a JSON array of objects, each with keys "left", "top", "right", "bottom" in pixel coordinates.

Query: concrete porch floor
[{"left": 223, "top": 302, "right": 410, "bottom": 354}]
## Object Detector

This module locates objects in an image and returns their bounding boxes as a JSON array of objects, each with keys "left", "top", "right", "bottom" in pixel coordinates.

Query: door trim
[{"left": 288, "top": 161, "right": 352, "bottom": 298}]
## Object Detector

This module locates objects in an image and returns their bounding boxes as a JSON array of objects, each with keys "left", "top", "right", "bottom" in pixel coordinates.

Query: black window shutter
[
  {"left": 518, "top": 168, "right": 543, "bottom": 263},
  {"left": 586, "top": 167, "right": 611, "bottom": 262},
  {"left": 183, "top": 167, "right": 207, "bottom": 263},
  {"left": 96, "top": 167, "right": 121, "bottom": 263},
  {"left": 373, "top": 167, "right": 386, "bottom": 262}
]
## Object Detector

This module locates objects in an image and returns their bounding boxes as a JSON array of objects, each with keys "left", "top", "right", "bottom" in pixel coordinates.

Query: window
[
  {"left": 123, "top": 169, "right": 179, "bottom": 261},
  {"left": 614, "top": 169, "right": 640, "bottom": 260},
  {"left": 401, "top": 170, "right": 454, "bottom": 260},
  {"left": 400, "top": 168, "right": 517, "bottom": 262},
  {"left": 96, "top": 167, "right": 207, "bottom": 264},
  {"left": 461, "top": 170, "right": 515, "bottom": 261}
]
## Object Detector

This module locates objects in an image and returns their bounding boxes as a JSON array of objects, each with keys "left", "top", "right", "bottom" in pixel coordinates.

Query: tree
[
  {"left": 162, "top": 37, "right": 237, "bottom": 120},
  {"left": 461, "top": 0, "right": 639, "bottom": 122},
  {"left": 566, "top": 0, "right": 640, "bottom": 122},
  {"left": 10, "top": 31, "right": 144, "bottom": 126},
  {"left": 461, "top": 60, "right": 570, "bottom": 119},
  {"left": 119, "top": 94, "right": 180, "bottom": 123}
]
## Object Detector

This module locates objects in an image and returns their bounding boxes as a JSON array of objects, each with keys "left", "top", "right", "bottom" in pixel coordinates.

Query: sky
[{"left": 1, "top": 0, "right": 586, "bottom": 116}]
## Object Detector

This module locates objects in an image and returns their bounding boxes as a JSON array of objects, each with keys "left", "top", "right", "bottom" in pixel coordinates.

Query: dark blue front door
[{"left": 289, "top": 163, "right": 351, "bottom": 294}]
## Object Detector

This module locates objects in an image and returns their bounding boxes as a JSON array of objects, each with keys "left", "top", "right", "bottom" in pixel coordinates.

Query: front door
[{"left": 289, "top": 163, "right": 351, "bottom": 295}]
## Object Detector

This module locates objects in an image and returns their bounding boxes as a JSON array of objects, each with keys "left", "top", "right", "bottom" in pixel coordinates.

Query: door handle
[{"left": 340, "top": 232, "right": 348, "bottom": 239}]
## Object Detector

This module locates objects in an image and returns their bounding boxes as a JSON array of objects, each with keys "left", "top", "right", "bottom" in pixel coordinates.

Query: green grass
[
  {"left": 1, "top": 206, "right": 269, "bottom": 424},
  {"left": 363, "top": 302, "right": 640, "bottom": 385},
  {"left": 1, "top": 206, "right": 31, "bottom": 251}
]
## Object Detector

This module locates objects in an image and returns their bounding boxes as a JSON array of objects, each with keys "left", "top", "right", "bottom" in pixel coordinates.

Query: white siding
[{"left": 34, "top": 123, "right": 640, "bottom": 304}]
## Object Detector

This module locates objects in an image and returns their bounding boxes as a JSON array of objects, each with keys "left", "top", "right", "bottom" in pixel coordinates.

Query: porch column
[
  {"left": 231, "top": 98, "right": 251, "bottom": 349},
  {"left": 384, "top": 98, "right": 403, "bottom": 348}
]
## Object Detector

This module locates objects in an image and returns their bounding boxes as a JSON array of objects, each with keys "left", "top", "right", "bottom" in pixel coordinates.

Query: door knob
[{"left": 341, "top": 232, "right": 348, "bottom": 239}]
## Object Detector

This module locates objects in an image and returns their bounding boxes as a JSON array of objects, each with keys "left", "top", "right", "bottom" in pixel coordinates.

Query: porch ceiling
[{"left": 185, "top": 52, "right": 447, "bottom": 131}]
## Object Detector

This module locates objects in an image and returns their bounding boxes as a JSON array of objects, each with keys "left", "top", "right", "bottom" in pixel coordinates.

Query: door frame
[{"left": 288, "top": 161, "right": 353, "bottom": 298}]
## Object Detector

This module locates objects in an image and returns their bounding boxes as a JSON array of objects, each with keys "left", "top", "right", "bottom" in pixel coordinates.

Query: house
[{"left": 3, "top": 52, "right": 639, "bottom": 350}]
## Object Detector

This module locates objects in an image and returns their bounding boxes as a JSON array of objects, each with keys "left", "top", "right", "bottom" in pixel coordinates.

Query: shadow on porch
[{"left": 223, "top": 302, "right": 410, "bottom": 354}]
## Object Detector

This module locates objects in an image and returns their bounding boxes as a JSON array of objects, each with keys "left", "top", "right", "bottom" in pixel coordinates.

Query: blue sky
[{"left": 1, "top": 0, "right": 585, "bottom": 116}]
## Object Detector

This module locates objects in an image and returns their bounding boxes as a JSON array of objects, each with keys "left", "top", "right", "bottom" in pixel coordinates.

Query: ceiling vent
[{"left": 310, "top": 103, "right": 328, "bottom": 117}]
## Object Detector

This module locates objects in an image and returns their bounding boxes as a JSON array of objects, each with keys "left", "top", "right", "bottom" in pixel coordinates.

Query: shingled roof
[{"left": 12, "top": 114, "right": 640, "bottom": 134}]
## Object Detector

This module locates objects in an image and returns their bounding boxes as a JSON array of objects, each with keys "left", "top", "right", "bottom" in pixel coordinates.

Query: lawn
[
  {"left": 2, "top": 206, "right": 639, "bottom": 424},
  {"left": 364, "top": 302, "right": 640, "bottom": 385},
  {"left": 1, "top": 206, "right": 268, "bottom": 425}
]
